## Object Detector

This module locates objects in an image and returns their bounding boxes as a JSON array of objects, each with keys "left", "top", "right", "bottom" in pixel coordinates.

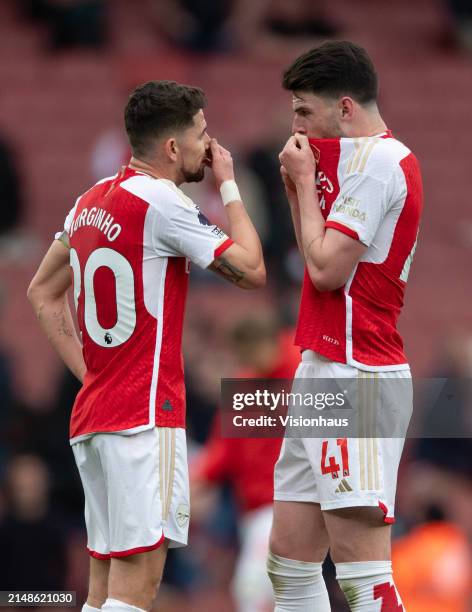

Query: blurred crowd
[{"left": 0, "top": 0, "right": 472, "bottom": 611}]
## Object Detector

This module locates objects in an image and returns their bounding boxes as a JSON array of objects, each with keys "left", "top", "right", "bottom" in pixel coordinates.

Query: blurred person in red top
[{"left": 191, "top": 316, "right": 299, "bottom": 612}]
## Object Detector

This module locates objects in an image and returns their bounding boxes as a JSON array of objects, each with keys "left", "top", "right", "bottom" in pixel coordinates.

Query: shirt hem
[
  {"left": 300, "top": 347, "right": 410, "bottom": 372},
  {"left": 70, "top": 422, "right": 155, "bottom": 445}
]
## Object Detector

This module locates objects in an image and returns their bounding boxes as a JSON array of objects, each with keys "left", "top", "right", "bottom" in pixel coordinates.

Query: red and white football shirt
[
  {"left": 57, "top": 167, "right": 232, "bottom": 443},
  {"left": 295, "top": 132, "right": 423, "bottom": 370}
]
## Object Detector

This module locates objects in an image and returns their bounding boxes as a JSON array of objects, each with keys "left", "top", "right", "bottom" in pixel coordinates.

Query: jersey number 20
[{"left": 70, "top": 247, "right": 136, "bottom": 347}]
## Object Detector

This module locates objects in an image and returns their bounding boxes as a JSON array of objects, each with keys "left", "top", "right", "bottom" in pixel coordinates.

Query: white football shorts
[
  {"left": 274, "top": 350, "right": 412, "bottom": 522},
  {"left": 72, "top": 427, "right": 189, "bottom": 558}
]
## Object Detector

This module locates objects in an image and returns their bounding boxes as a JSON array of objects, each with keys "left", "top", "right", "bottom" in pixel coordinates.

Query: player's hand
[
  {"left": 209, "top": 138, "right": 235, "bottom": 188},
  {"left": 280, "top": 165, "right": 299, "bottom": 207},
  {"left": 279, "top": 134, "right": 316, "bottom": 184}
]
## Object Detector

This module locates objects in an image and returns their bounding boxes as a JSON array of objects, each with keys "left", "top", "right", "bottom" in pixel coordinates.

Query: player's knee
[
  {"left": 150, "top": 569, "right": 165, "bottom": 598},
  {"left": 267, "top": 550, "right": 322, "bottom": 585},
  {"left": 86, "top": 576, "right": 108, "bottom": 607},
  {"left": 269, "top": 531, "right": 327, "bottom": 562},
  {"left": 136, "top": 573, "right": 162, "bottom": 609},
  {"left": 269, "top": 528, "right": 285, "bottom": 558},
  {"left": 269, "top": 523, "right": 300, "bottom": 559},
  {"left": 267, "top": 552, "right": 330, "bottom": 610},
  {"left": 326, "top": 507, "right": 390, "bottom": 563},
  {"left": 87, "top": 559, "right": 110, "bottom": 608}
]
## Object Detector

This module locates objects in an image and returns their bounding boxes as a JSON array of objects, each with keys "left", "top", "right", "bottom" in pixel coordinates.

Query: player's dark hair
[
  {"left": 282, "top": 41, "right": 378, "bottom": 105},
  {"left": 124, "top": 80, "right": 207, "bottom": 158}
]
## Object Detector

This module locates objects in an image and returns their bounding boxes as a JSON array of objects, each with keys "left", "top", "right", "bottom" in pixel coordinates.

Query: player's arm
[
  {"left": 27, "top": 237, "right": 86, "bottom": 383},
  {"left": 280, "top": 134, "right": 366, "bottom": 292},
  {"left": 207, "top": 138, "right": 266, "bottom": 290}
]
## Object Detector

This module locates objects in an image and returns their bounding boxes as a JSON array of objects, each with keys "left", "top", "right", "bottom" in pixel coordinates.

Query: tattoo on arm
[
  {"left": 41, "top": 308, "right": 74, "bottom": 338},
  {"left": 304, "top": 234, "right": 324, "bottom": 260},
  {"left": 58, "top": 312, "right": 73, "bottom": 337},
  {"left": 209, "top": 256, "right": 245, "bottom": 284}
]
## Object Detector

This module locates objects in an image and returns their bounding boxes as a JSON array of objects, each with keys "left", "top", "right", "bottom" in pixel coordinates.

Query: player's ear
[
  {"left": 339, "top": 97, "right": 355, "bottom": 121},
  {"left": 163, "top": 136, "right": 179, "bottom": 162}
]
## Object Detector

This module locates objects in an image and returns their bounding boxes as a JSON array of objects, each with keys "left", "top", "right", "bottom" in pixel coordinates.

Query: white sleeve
[
  {"left": 152, "top": 190, "right": 232, "bottom": 269},
  {"left": 325, "top": 173, "right": 389, "bottom": 247},
  {"left": 54, "top": 198, "right": 79, "bottom": 241}
]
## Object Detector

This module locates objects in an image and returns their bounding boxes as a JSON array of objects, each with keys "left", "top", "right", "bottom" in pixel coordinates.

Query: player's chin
[{"left": 184, "top": 166, "right": 206, "bottom": 183}]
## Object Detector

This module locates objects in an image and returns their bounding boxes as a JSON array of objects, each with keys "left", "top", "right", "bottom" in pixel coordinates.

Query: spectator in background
[
  {"left": 0, "top": 454, "right": 68, "bottom": 590},
  {"left": 191, "top": 316, "right": 299, "bottom": 612}
]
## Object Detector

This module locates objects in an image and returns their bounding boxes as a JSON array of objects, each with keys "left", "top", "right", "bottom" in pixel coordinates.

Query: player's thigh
[
  {"left": 270, "top": 500, "right": 329, "bottom": 562},
  {"left": 102, "top": 427, "right": 189, "bottom": 555},
  {"left": 323, "top": 506, "right": 391, "bottom": 563},
  {"left": 108, "top": 539, "right": 170, "bottom": 607}
]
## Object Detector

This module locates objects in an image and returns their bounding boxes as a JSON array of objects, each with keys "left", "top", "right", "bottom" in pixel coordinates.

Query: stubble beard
[{"left": 182, "top": 165, "right": 206, "bottom": 183}]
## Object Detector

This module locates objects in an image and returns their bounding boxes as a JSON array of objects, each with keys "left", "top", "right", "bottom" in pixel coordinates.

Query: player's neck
[
  {"left": 343, "top": 108, "right": 388, "bottom": 138},
  {"left": 128, "top": 156, "right": 177, "bottom": 184}
]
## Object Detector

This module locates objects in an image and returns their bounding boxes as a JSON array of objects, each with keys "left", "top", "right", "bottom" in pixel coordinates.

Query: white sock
[
  {"left": 267, "top": 551, "right": 331, "bottom": 611},
  {"left": 82, "top": 605, "right": 101, "bottom": 612},
  {"left": 336, "top": 561, "right": 404, "bottom": 611},
  {"left": 101, "top": 598, "right": 146, "bottom": 612}
]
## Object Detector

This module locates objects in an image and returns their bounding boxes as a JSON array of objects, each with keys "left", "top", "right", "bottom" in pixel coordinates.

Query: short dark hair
[
  {"left": 282, "top": 41, "right": 378, "bottom": 105},
  {"left": 124, "top": 80, "right": 207, "bottom": 157}
]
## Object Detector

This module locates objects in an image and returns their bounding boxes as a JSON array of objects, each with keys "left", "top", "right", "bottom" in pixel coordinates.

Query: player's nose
[{"left": 292, "top": 118, "right": 306, "bottom": 136}]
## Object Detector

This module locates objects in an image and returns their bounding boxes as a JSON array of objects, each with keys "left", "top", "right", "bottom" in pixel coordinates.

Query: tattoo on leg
[{"left": 209, "top": 257, "right": 244, "bottom": 284}]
